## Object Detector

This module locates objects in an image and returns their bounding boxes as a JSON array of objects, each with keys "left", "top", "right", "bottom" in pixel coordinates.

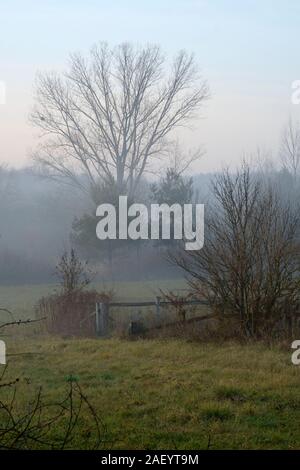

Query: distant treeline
[{"left": 0, "top": 165, "right": 296, "bottom": 285}]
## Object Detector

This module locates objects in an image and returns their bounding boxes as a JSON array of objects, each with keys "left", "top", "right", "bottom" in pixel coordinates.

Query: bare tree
[
  {"left": 55, "top": 248, "right": 92, "bottom": 295},
  {"left": 31, "top": 43, "right": 209, "bottom": 198},
  {"left": 166, "top": 141, "right": 204, "bottom": 176},
  {"left": 280, "top": 118, "right": 300, "bottom": 179},
  {"left": 174, "top": 164, "right": 300, "bottom": 338}
]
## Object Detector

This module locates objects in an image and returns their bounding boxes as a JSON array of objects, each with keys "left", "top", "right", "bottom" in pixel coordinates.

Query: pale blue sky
[{"left": 0, "top": 0, "right": 299, "bottom": 171}]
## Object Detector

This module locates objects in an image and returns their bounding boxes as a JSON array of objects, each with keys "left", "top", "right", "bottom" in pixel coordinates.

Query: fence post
[
  {"left": 96, "top": 302, "right": 109, "bottom": 337},
  {"left": 155, "top": 296, "right": 161, "bottom": 317}
]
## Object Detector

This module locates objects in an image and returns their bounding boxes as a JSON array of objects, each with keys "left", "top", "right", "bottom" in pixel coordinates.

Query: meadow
[
  {"left": 1, "top": 280, "right": 300, "bottom": 450},
  {"left": 3, "top": 336, "right": 300, "bottom": 450}
]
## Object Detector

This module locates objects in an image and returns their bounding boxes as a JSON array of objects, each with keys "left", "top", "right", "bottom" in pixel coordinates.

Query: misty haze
[{"left": 1, "top": 0, "right": 300, "bottom": 456}]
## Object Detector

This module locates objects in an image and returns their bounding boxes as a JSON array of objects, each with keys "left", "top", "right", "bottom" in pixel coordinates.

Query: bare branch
[
  {"left": 280, "top": 118, "right": 300, "bottom": 179},
  {"left": 31, "top": 43, "right": 209, "bottom": 198}
]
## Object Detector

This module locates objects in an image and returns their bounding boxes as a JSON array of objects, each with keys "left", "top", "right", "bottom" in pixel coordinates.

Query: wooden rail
[{"left": 95, "top": 297, "right": 209, "bottom": 337}]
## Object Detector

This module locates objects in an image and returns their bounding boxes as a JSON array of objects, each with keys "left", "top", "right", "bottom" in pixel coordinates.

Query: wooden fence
[{"left": 95, "top": 297, "right": 210, "bottom": 336}]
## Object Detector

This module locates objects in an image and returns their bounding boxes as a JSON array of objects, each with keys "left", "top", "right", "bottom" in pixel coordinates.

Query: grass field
[
  {"left": 3, "top": 336, "right": 300, "bottom": 450},
  {"left": 2, "top": 281, "right": 299, "bottom": 449}
]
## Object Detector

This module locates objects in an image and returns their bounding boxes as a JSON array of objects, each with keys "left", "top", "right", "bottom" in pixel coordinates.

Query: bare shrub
[
  {"left": 161, "top": 290, "right": 196, "bottom": 322},
  {"left": 174, "top": 163, "right": 300, "bottom": 339},
  {"left": 35, "top": 248, "right": 113, "bottom": 337},
  {"left": 55, "top": 248, "right": 92, "bottom": 295}
]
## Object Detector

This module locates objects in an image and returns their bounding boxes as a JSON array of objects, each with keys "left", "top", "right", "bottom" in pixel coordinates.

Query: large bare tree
[{"left": 31, "top": 43, "right": 209, "bottom": 198}]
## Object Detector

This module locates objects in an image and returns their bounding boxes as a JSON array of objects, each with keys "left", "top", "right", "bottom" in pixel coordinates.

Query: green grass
[{"left": 2, "top": 336, "right": 300, "bottom": 449}]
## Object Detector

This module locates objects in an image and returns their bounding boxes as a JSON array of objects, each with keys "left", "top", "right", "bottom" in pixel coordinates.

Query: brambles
[
  {"left": 0, "top": 371, "right": 106, "bottom": 450},
  {"left": 0, "top": 310, "right": 106, "bottom": 449}
]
